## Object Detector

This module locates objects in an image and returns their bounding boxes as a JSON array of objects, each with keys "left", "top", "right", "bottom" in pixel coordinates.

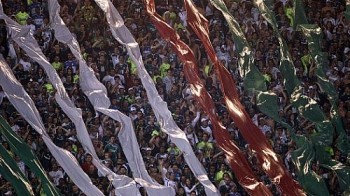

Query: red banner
[
  {"left": 143, "top": 0, "right": 272, "bottom": 195},
  {"left": 182, "top": 1, "right": 304, "bottom": 195}
]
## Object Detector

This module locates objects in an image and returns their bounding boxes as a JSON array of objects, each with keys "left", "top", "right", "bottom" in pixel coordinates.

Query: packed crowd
[{"left": 0, "top": 0, "right": 350, "bottom": 195}]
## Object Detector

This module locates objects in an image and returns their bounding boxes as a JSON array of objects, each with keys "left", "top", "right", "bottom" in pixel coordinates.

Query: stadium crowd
[{"left": 0, "top": 0, "right": 350, "bottom": 195}]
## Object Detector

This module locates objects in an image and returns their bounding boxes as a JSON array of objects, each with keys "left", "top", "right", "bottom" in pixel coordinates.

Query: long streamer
[
  {"left": 143, "top": 0, "right": 272, "bottom": 195},
  {"left": 344, "top": 0, "right": 350, "bottom": 20},
  {"left": 253, "top": 0, "right": 299, "bottom": 95},
  {"left": 0, "top": 142, "right": 34, "bottom": 196},
  {"left": 297, "top": 21, "right": 350, "bottom": 192},
  {"left": 209, "top": 0, "right": 267, "bottom": 92},
  {"left": 255, "top": 0, "right": 350, "bottom": 194},
  {"left": 183, "top": 0, "right": 304, "bottom": 195},
  {"left": 292, "top": 0, "right": 308, "bottom": 30},
  {"left": 47, "top": 0, "right": 172, "bottom": 195},
  {"left": 46, "top": 1, "right": 144, "bottom": 195},
  {"left": 298, "top": 25, "right": 350, "bottom": 193},
  {"left": 0, "top": 116, "right": 60, "bottom": 196},
  {"left": 297, "top": 23, "right": 350, "bottom": 153},
  {"left": 254, "top": 1, "right": 333, "bottom": 194},
  {"left": 256, "top": 92, "right": 330, "bottom": 195},
  {"left": 0, "top": 4, "right": 139, "bottom": 196},
  {"left": 0, "top": 54, "right": 104, "bottom": 196},
  {"left": 93, "top": 0, "right": 218, "bottom": 195}
]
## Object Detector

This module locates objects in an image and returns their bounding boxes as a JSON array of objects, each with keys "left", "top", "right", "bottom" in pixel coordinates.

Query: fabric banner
[
  {"left": 0, "top": 116, "right": 60, "bottom": 196},
  {"left": 211, "top": 0, "right": 267, "bottom": 92},
  {"left": 256, "top": 92, "right": 330, "bottom": 196},
  {"left": 344, "top": 0, "right": 350, "bottom": 20},
  {"left": 297, "top": 24, "right": 350, "bottom": 153},
  {"left": 48, "top": 0, "right": 171, "bottom": 195},
  {"left": 183, "top": 0, "right": 303, "bottom": 195},
  {"left": 0, "top": 54, "right": 104, "bottom": 196},
  {"left": 322, "top": 160, "right": 350, "bottom": 193},
  {"left": 292, "top": 0, "right": 308, "bottom": 30},
  {"left": 254, "top": 0, "right": 300, "bottom": 95},
  {"left": 254, "top": 0, "right": 350, "bottom": 193},
  {"left": 0, "top": 142, "right": 34, "bottom": 196},
  {"left": 0, "top": 2, "right": 139, "bottom": 195},
  {"left": 297, "top": 25, "right": 350, "bottom": 195},
  {"left": 93, "top": 0, "right": 218, "bottom": 195},
  {"left": 144, "top": 0, "right": 272, "bottom": 195},
  {"left": 293, "top": 2, "right": 350, "bottom": 192},
  {"left": 208, "top": 0, "right": 267, "bottom": 92}
]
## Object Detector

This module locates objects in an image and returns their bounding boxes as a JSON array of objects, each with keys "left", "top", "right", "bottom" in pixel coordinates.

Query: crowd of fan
[{"left": 0, "top": 0, "right": 350, "bottom": 195}]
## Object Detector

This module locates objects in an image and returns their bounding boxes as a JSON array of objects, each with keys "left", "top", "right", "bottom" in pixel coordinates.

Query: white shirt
[
  {"left": 102, "top": 75, "right": 116, "bottom": 85},
  {"left": 164, "top": 178, "right": 177, "bottom": 190},
  {"left": 19, "top": 58, "right": 31, "bottom": 71},
  {"left": 17, "top": 161, "right": 26, "bottom": 177},
  {"left": 49, "top": 169, "right": 64, "bottom": 185},
  {"left": 201, "top": 125, "right": 214, "bottom": 142},
  {"left": 179, "top": 10, "right": 187, "bottom": 27},
  {"left": 11, "top": 124, "right": 20, "bottom": 133}
]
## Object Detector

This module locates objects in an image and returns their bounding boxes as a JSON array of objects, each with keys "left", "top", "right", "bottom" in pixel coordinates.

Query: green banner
[
  {"left": 256, "top": 91, "right": 330, "bottom": 196},
  {"left": 0, "top": 116, "right": 60, "bottom": 196},
  {"left": 253, "top": 0, "right": 344, "bottom": 194},
  {"left": 344, "top": 0, "right": 350, "bottom": 20},
  {"left": 297, "top": 24, "right": 350, "bottom": 153},
  {"left": 293, "top": 0, "right": 308, "bottom": 30},
  {"left": 0, "top": 143, "right": 33, "bottom": 196},
  {"left": 211, "top": 0, "right": 267, "bottom": 92},
  {"left": 292, "top": 136, "right": 329, "bottom": 196}
]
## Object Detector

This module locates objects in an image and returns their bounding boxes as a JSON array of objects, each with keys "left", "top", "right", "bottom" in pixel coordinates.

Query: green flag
[
  {"left": 0, "top": 116, "right": 60, "bottom": 196},
  {"left": 0, "top": 143, "right": 33, "bottom": 196}
]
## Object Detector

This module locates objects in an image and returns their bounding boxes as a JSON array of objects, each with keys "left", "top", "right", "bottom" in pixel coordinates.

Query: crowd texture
[{"left": 0, "top": 0, "right": 350, "bottom": 195}]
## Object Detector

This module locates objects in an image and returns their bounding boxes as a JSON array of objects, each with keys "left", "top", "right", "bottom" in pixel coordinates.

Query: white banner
[
  {"left": 0, "top": 2, "right": 138, "bottom": 196},
  {"left": 93, "top": 0, "right": 219, "bottom": 195},
  {"left": 47, "top": 0, "right": 172, "bottom": 195},
  {"left": 0, "top": 53, "right": 104, "bottom": 196}
]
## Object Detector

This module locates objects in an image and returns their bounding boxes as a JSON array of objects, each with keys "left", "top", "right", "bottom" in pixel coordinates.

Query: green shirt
[
  {"left": 128, "top": 58, "right": 137, "bottom": 75},
  {"left": 197, "top": 141, "right": 214, "bottom": 157},
  {"left": 44, "top": 83, "right": 54, "bottom": 93},
  {"left": 153, "top": 75, "right": 162, "bottom": 82},
  {"left": 104, "top": 143, "right": 120, "bottom": 158},
  {"left": 215, "top": 170, "right": 232, "bottom": 183},
  {"left": 73, "top": 75, "right": 79, "bottom": 83},
  {"left": 15, "top": 11, "right": 29, "bottom": 25},
  {"left": 167, "top": 147, "right": 180, "bottom": 156},
  {"left": 160, "top": 63, "right": 170, "bottom": 78},
  {"left": 204, "top": 64, "right": 211, "bottom": 77},
  {"left": 52, "top": 62, "right": 63, "bottom": 70}
]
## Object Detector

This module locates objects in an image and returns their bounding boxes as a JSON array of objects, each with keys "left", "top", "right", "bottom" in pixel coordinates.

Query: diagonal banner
[
  {"left": 256, "top": 92, "right": 330, "bottom": 195},
  {"left": 0, "top": 142, "right": 34, "bottom": 196},
  {"left": 297, "top": 24, "right": 350, "bottom": 154},
  {"left": 0, "top": 54, "right": 104, "bottom": 196},
  {"left": 0, "top": 3, "right": 140, "bottom": 195},
  {"left": 0, "top": 115, "right": 60, "bottom": 196},
  {"left": 143, "top": 0, "right": 272, "bottom": 195},
  {"left": 48, "top": 0, "right": 172, "bottom": 195},
  {"left": 296, "top": 23, "right": 350, "bottom": 196},
  {"left": 209, "top": 0, "right": 267, "bottom": 92},
  {"left": 183, "top": 0, "right": 304, "bottom": 195},
  {"left": 46, "top": 1, "right": 143, "bottom": 195},
  {"left": 254, "top": 0, "right": 350, "bottom": 194},
  {"left": 93, "top": 0, "right": 218, "bottom": 195}
]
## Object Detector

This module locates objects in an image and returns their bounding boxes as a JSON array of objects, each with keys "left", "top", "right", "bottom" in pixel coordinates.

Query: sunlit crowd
[{"left": 0, "top": 0, "right": 350, "bottom": 195}]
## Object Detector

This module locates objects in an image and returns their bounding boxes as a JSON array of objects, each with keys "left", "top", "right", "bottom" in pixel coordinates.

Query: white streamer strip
[
  {"left": 0, "top": 54, "right": 104, "bottom": 196},
  {"left": 0, "top": 3, "right": 140, "bottom": 196},
  {"left": 94, "top": 0, "right": 219, "bottom": 195},
  {"left": 47, "top": 0, "right": 174, "bottom": 195}
]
